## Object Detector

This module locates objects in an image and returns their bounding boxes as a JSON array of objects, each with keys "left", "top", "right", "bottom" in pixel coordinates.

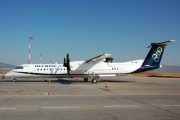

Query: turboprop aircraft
[{"left": 5, "top": 40, "right": 175, "bottom": 83}]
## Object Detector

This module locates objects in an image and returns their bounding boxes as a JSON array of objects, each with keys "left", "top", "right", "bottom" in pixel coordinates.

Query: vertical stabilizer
[
  {"left": 142, "top": 40, "right": 175, "bottom": 67},
  {"left": 142, "top": 45, "right": 165, "bottom": 67},
  {"left": 132, "top": 40, "right": 175, "bottom": 73}
]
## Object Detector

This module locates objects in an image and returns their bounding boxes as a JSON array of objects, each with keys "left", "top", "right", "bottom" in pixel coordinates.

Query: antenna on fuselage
[{"left": 40, "top": 54, "right": 42, "bottom": 64}]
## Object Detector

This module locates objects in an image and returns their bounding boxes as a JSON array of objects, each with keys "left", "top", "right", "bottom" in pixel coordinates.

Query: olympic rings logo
[{"left": 152, "top": 47, "right": 163, "bottom": 62}]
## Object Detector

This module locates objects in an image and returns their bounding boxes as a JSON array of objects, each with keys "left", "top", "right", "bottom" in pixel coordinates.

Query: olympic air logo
[{"left": 152, "top": 47, "right": 163, "bottom": 62}]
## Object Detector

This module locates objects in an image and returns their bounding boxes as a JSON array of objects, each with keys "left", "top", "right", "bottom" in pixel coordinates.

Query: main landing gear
[
  {"left": 83, "top": 77, "right": 98, "bottom": 83},
  {"left": 90, "top": 72, "right": 98, "bottom": 83}
]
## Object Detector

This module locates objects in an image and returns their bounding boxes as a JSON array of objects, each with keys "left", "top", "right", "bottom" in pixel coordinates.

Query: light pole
[
  {"left": 40, "top": 54, "right": 42, "bottom": 64},
  {"left": 28, "top": 36, "right": 33, "bottom": 64}
]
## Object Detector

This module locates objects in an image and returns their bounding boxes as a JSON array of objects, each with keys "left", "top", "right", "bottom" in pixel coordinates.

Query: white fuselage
[
  {"left": 4, "top": 40, "right": 175, "bottom": 82},
  {"left": 5, "top": 60, "right": 144, "bottom": 79}
]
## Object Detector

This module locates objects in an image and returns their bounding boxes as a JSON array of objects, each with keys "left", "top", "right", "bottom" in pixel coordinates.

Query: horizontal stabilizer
[{"left": 147, "top": 40, "right": 176, "bottom": 48}]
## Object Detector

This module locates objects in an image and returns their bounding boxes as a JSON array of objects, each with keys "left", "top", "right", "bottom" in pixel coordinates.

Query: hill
[
  {"left": 149, "top": 65, "right": 180, "bottom": 73},
  {"left": 0, "top": 62, "right": 16, "bottom": 68}
]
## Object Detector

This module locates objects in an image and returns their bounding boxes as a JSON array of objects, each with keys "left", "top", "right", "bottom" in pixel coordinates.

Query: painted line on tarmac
[
  {"left": 104, "top": 105, "right": 139, "bottom": 108},
  {"left": 0, "top": 108, "right": 17, "bottom": 110},
  {"left": 161, "top": 105, "right": 180, "bottom": 107},
  {"left": 119, "top": 94, "right": 180, "bottom": 96},
  {"left": 0, "top": 94, "right": 116, "bottom": 97},
  {"left": 42, "top": 106, "right": 81, "bottom": 109},
  {"left": 1, "top": 94, "right": 180, "bottom": 97}
]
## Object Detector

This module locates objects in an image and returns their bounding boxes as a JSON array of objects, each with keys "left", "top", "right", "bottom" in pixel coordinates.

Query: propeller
[{"left": 63, "top": 53, "right": 71, "bottom": 76}]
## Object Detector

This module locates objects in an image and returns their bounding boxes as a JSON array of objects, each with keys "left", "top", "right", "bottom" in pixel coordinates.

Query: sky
[{"left": 0, "top": 0, "right": 180, "bottom": 66}]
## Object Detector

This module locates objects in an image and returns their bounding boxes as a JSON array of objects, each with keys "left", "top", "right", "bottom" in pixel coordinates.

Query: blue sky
[{"left": 0, "top": 0, "right": 180, "bottom": 66}]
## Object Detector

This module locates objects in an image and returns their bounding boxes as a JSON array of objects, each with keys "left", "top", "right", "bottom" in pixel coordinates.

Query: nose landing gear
[
  {"left": 12, "top": 78, "right": 18, "bottom": 82},
  {"left": 92, "top": 78, "right": 97, "bottom": 83},
  {"left": 84, "top": 78, "right": 88, "bottom": 82}
]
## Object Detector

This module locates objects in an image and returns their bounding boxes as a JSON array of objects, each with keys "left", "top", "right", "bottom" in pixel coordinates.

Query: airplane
[{"left": 4, "top": 40, "right": 176, "bottom": 83}]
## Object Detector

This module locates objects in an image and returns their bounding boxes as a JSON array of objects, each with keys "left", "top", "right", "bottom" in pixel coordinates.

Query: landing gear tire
[
  {"left": 84, "top": 78, "right": 88, "bottom": 82},
  {"left": 13, "top": 78, "right": 18, "bottom": 82},
  {"left": 92, "top": 79, "right": 97, "bottom": 83}
]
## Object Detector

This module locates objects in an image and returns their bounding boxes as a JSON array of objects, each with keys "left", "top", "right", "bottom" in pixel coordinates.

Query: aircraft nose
[{"left": 4, "top": 72, "right": 12, "bottom": 78}]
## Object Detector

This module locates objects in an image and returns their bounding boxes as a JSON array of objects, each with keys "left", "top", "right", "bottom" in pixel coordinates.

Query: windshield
[{"left": 15, "top": 66, "right": 24, "bottom": 69}]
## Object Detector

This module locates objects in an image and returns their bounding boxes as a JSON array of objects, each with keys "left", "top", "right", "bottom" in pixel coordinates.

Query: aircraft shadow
[
  {"left": 0, "top": 79, "right": 135, "bottom": 84},
  {"left": 57, "top": 79, "right": 86, "bottom": 85},
  {"left": 56, "top": 79, "right": 135, "bottom": 85},
  {"left": 0, "top": 79, "right": 57, "bottom": 83},
  {"left": 98, "top": 80, "right": 135, "bottom": 83}
]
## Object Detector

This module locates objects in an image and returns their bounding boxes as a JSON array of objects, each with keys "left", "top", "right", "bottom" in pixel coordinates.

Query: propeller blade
[
  {"left": 63, "top": 58, "right": 66, "bottom": 67},
  {"left": 67, "top": 69, "right": 70, "bottom": 76},
  {"left": 63, "top": 53, "right": 71, "bottom": 76},
  {"left": 67, "top": 53, "right": 69, "bottom": 60}
]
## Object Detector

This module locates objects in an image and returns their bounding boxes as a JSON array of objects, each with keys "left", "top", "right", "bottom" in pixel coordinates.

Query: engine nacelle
[{"left": 104, "top": 57, "right": 114, "bottom": 63}]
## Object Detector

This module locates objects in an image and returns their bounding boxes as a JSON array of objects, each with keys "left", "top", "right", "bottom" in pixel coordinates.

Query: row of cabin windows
[
  {"left": 36, "top": 67, "right": 118, "bottom": 71},
  {"left": 37, "top": 68, "right": 66, "bottom": 71},
  {"left": 112, "top": 68, "right": 118, "bottom": 70},
  {"left": 35, "top": 65, "right": 57, "bottom": 67}
]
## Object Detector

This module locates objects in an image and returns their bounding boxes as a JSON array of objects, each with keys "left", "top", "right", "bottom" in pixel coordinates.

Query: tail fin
[{"left": 142, "top": 40, "right": 176, "bottom": 67}]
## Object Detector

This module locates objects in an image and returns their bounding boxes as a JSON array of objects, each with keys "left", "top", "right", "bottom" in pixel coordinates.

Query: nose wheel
[
  {"left": 92, "top": 78, "right": 97, "bottom": 83},
  {"left": 12, "top": 78, "right": 18, "bottom": 82},
  {"left": 84, "top": 78, "right": 88, "bottom": 82}
]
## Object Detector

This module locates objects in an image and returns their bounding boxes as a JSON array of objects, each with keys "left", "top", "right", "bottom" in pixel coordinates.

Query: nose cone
[{"left": 4, "top": 71, "right": 13, "bottom": 78}]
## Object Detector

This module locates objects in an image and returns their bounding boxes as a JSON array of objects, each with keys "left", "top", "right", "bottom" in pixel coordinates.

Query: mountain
[
  {"left": 149, "top": 65, "right": 180, "bottom": 73},
  {"left": 0, "top": 62, "right": 16, "bottom": 68}
]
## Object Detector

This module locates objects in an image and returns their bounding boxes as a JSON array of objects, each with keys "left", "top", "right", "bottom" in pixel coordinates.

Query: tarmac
[{"left": 0, "top": 75, "right": 180, "bottom": 120}]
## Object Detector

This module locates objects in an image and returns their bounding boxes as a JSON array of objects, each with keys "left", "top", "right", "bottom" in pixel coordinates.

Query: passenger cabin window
[
  {"left": 112, "top": 68, "right": 118, "bottom": 70},
  {"left": 15, "top": 66, "right": 24, "bottom": 69}
]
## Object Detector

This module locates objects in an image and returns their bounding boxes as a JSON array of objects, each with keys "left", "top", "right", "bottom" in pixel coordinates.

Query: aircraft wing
[{"left": 85, "top": 54, "right": 111, "bottom": 63}]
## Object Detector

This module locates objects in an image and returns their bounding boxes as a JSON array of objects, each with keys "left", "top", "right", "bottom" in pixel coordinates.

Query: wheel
[
  {"left": 13, "top": 78, "right": 17, "bottom": 82},
  {"left": 92, "top": 79, "right": 97, "bottom": 83},
  {"left": 84, "top": 78, "right": 88, "bottom": 82}
]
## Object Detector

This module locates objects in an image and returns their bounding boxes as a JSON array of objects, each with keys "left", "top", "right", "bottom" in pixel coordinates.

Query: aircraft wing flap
[{"left": 85, "top": 54, "right": 111, "bottom": 63}]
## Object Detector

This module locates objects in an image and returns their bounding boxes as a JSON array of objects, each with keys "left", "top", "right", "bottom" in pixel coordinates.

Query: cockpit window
[{"left": 15, "top": 66, "right": 24, "bottom": 69}]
